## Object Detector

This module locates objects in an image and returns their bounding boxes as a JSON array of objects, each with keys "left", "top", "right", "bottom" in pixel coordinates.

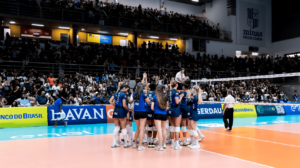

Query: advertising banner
[
  {"left": 0, "top": 107, "right": 48, "bottom": 128},
  {"left": 283, "top": 105, "right": 300, "bottom": 115},
  {"left": 198, "top": 104, "right": 223, "bottom": 119},
  {"left": 87, "top": 33, "right": 100, "bottom": 43},
  {"left": 100, "top": 35, "right": 112, "bottom": 44},
  {"left": 48, "top": 106, "right": 107, "bottom": 125},
  {"left": 255, "top": 105, "right": 286, "bottom": 116},
  {"left": 222, "top": 104, "right": 257, "bottom": 118},
  {"left": 238, "top": 1, "right": 266, "bottom": 47},
  {"left": 21, "top": 27, "right": 52, "bottom": 38},
  {"left": 105, "top": 105, "right": 114, "bottom": 123}
]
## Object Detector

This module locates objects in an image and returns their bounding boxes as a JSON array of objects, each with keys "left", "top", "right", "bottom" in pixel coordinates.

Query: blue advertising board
[
  {"left": 284, "top": 105, "right": 300, "bottom": 115},
  {"left": 198, "top": 104, "right": 223, "bottom": 119},
  {"left": 100, "top": 35, "right": 112, "bottom": 44},
  {"left": 48, "top": 106, "right": 107, "bottom": 125},
  {"left": 255, "top": 105, "right": 286, "bottom": 116}
]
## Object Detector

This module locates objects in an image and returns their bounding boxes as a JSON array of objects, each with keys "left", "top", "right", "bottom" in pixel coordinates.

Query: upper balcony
[{"left": 0, "top": 0, "right": 232, "bottom": 42}]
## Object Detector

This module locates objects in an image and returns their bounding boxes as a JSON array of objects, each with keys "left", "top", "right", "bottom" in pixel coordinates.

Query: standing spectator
[
  {"left": 175, "top": 68, "right": 186, "bottom": 90},
  {"left": 51, "top": 82, "right": 61, "bottom": 97},
  {"left": 48, "top": 74, "right": 55, "bottom": 87}
]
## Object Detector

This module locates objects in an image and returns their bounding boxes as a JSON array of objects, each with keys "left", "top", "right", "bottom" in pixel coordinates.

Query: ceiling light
[
  {"left": 81, "top": 28, "right": 85, "bottom": 31},
  {"left": 32, "top": 23, "right": 44, "bottom": 27},
  {"left": 10, "top": 21, "right": 15, "bottom": 24},
  {"left": 252, "top": 52, "right": 259, "bottom": 56},
  {"left": 59, "top": 26, "right": 70, "bottom": 29},
  {"left": 170, "top": 38, "right": 178, "bottom": 40},
  {"left": 99, "top": 31, "right": 108, "bottom": 34},
  {"left": 119, "top": 33, "right": 128, "bottom": 36},
  {"left": 192, "top": 0, "right": 199, "bottom": 2},
  {"left": 149, "top": 36, "right": 159, "bottom": 39}
]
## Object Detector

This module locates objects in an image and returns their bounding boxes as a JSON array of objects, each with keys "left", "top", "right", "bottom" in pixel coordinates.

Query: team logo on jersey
[
  {"left": 114, "top": 112, "right": 118, "bottom": 115},
  {"left": 247, "top": 8, "right": 259, "bottom": 29}
]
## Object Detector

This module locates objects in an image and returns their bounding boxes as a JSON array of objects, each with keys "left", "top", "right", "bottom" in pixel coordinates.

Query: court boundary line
[
  {"left": 200, "top": 149, "right": 274, "bottom": 168},
  {"left": 247, "top": 126, "right": 300, "bottom": 134},
  {"left": 201, "top": 130, "right": 300, "bottom": 148}
]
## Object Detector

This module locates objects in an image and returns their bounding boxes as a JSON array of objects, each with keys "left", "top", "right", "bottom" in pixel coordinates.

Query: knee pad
[
  {"left": 188, "top": 129, "right": 193, "bottom": 136},
  {"left": 175, "top": 127, "right": 180, "bottom": 133},
  {"left": 148, "top": 126, "right": 153, "bottom": 131},
  {"left": 193, "top": 130, "right": 198, "bottom": 137},
  {"left": 181, "top": 126, "right": 187, "bottom": 132},
  {"left": 170, "top": 126, "right": 175, "bottom": 132},
  {"left": 153, "top": 126, "right": 157, "bottom": 132}
]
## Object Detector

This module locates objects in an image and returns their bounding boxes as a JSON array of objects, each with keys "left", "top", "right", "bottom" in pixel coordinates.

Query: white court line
[
  {"left": 247, "top": 126, "right": 300, "bottom": 134},
  {"left": 200, "top": 149, "right": 274, "bottom": 168},
  {"left": 201, "top": 130, "right": 300, "bottom": 148}
]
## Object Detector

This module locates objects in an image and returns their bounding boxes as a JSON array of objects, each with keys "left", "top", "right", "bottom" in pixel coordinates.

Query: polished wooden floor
[{"left": 1, "top": 123, "right": 300, "bottom": 168}]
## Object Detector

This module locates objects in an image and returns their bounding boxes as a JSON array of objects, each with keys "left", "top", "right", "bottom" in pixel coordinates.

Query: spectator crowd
[
  {"left": 199, "top": 79, "right": 289, "bottom": 103},
  {"left": 0, "top": 65, "right": 293, "bottom": 108},
  {"left": 6, "top": 0, "right": 221, "bottom": 38}
]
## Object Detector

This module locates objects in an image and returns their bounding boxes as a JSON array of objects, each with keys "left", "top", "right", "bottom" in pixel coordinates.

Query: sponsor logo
[
  {"left": 197, "top": 123, "right": 224, "bottom": 128},
  {"left": 235, "top": 108, "right": 254, "bottom": 112},
  {"left": 106, "top": 105, "right": 114, "bottom": 123},
  {"left": 275, "top": 106, "right": 285, "bottom": 114},
  {"left": 291, "top": 105, "right": 300, "bottom": 112},
  {"left": 256, "top": 106, "right": 275, "bottom": 114},
  {"left": 0, "top": 113, "right": 44, "bottom": 120},
  {"left": 50, "top": 108, "right": 104, "bottom": 121},
  {"left": 198, "top": 108, "right": 222, "bottom": 115},
  {"left": 247, "top": 8, "right": 259, "bottom": 29},
  {"left": 252, "top": 122, "right": 267, "bottom": 125},
  {"left": 11, "top": 131, "right": 93, "bottom": 140},
  {"left": 243, "top": 8, "right": 263, "bottom": 41}
]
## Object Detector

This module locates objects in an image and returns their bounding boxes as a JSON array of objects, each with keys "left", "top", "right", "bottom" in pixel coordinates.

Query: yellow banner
[
  {"left": 222, "top": 104, "right": 257, "bottom": 118},
  {"left": 0, "top": 107, "right": 48, "bottom": 128},
  {"left": 87, "top": 33, "right": 100, "bottom": 43}
]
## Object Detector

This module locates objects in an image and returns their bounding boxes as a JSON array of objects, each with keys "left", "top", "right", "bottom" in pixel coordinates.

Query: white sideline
[
  {"left": 200, "top": 149, "right": 274, "bottom": 168},
  {"left": 201, "top": 130, "right": 300, "bottom": 148}
]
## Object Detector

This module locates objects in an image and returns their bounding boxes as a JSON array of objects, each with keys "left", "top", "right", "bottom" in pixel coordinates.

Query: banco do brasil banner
[
  {"left": 255, "top": 105, "right": 285, "bottom": 116},
  {"left": 48, "top": 106, "right": 107, "bottom": 125},
  {"left": 0, "top": 107, "right": 48, "bottom": 128}
]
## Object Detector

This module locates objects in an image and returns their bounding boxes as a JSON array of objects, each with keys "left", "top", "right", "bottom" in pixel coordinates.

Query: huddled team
[{"left": 109, "top": 73, "right": 204, "bottom": 151}]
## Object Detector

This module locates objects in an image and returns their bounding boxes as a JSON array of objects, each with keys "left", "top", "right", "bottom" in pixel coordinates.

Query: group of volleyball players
[{"left": 109, "top": 73, "right": 204, "bottom": 151}]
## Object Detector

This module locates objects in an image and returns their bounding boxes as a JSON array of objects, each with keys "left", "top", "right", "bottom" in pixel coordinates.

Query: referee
[{"left": 223, "top": 90, "right": 235, "bottom": 131}]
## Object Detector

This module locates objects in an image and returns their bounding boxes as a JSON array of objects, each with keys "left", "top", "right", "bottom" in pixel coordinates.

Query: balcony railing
[
  {"left": 0, "top": 1, "right": 232, "bottom": 41},
  {"left": 0, "top": 60, "right": 260, "bottom": 80}
]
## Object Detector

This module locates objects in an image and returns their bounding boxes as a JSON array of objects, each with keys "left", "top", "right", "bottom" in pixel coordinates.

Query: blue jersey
[
  {"left": 180, "top": 91, "right": 188, "bottom": 106},
  {"left": 133, "top": 92, "right": 147, "bottom": 112},
  {"left": 190, "top": 94, "right": 198, "bottom": 110},
  {"left": 147, "top": 91, "right": 156, "bottom": 110},
  {"left": 152, "top": 95, "right": 167, "bottom": 115},
  {"left": 114, "top": 91, "right": 127, "bottom": 107},
  {"left": 169, "top": 89, "right": 179, "bottom": 107},
  {"left": 54, "top": 98, "right": 62, "bottom": 113}
]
